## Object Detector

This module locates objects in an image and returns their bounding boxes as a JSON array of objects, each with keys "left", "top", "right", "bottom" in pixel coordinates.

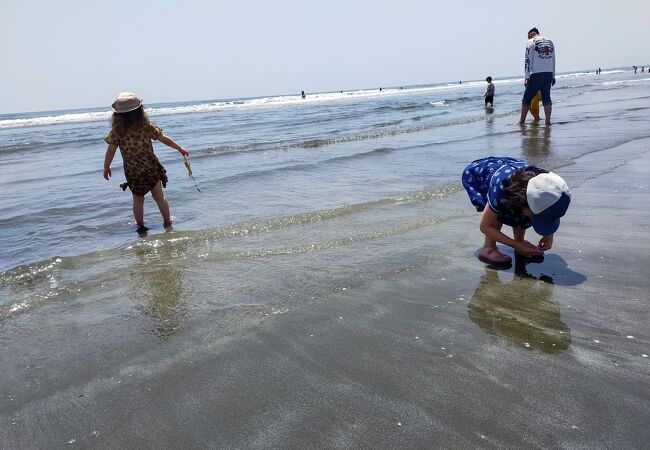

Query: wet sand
[{"left": 2, "top": 140, "right": 650, "bottom": 449}]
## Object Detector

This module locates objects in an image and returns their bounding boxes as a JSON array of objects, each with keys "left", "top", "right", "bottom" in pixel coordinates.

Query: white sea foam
[
  {"left": 1, "top": 88, "right": 460, "bottom": 129},
  {"left": 599, "top": 69, "right": 625, "bottom": 75},
  {"left": 0, "top": 70, "right": 631, "bottom": 129},
  {"left": 556, "top": 69, "right": 624, "bottom": 79},
  {"left": 602, "top": 78, "right": 650, "bottom": 86},
  {"left": 0, "top": 111, "right": 112, "bottom": 129}
]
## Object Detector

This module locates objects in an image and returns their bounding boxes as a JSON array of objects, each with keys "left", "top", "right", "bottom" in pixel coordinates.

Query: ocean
[
  {"left": 1, "top": 69, "right": 650, "bottom": 325},
  {"left": 3, "top": 68, "right": 650, "bottom": 448}
]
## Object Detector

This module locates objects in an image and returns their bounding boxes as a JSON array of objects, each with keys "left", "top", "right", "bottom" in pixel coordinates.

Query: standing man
[{"left": 518, "top": 27, "right": 556, "bottom": 125}]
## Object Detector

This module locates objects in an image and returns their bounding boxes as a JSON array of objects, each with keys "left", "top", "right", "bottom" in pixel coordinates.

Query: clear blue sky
[{"left": 1, "top": 0, "right": 648, "bottom": 113}]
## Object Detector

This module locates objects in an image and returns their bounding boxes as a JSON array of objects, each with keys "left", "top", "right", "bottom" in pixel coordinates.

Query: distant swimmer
[
  {"left": 400, "top": 86, "right": 403, "bottom": 89},
  {"left": 484, "top": 76, "right": 495, "bottom": 107},
  {"left": 633, "top": 66, "right": 637, "bottom": 73},
  {"left": 301, "top": 90, "right": 306, "bottom": 99},
  {"left": 379, "top": 87, "right": 382, "bottom": 91},
  {"left": 598, "top": 67, "right": 601, "bottom": 74}
]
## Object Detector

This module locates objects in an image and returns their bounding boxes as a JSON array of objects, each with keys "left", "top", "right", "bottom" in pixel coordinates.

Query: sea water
[{"left": 1, "top": 69, "right": 650, "bottom": 327}]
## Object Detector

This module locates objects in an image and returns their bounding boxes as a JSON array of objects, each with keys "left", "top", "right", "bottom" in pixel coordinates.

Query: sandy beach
[
  {"left": 2, "top": 1, "right": 650, "bottom": 447},
  {"left": 2, "top": 137, "right": 649, "bottom": 449}
]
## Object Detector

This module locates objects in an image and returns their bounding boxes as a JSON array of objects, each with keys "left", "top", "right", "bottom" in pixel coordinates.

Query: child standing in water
[
  {"left": 461, "top": 156, "right": 571, "bottom": 265},
  {"left": 103, "top": 92, "right": 189, "bottom": 233}
]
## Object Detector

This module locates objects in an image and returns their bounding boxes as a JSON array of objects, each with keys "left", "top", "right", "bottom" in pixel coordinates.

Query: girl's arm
[
  {"left": 158, "top": 134, "right": 189, "bottom": 157},
  {"left": 538, "top": 234, "right": 554, "bottom": 251},
  {"left": 103, "top": 144, "right": 118, "bottom": 180},
  {"left": 479, "top": 207, "right": 542, "bottom": 257}
]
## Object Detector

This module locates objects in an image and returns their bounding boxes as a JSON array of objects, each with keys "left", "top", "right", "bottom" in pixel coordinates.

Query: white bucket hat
[{"left": 111, "top": 92, "right": 143, "bottom": 113}]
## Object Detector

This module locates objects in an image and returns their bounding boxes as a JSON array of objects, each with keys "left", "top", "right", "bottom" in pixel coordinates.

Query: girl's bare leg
[
  {"left": 482, "top": 221, "right": 503, "bottom": 250},
  {"left": 480, "top": 222, "right": 512, "bottom": 264},
  {"left": 150, "top": 181, "right": 171, "bottom": 225},
  {"left": 132, "top": 193, "right": 145, "bottom": 226},
  {"left": 513, "top": 227, "right": 526, "bottom": 243}
]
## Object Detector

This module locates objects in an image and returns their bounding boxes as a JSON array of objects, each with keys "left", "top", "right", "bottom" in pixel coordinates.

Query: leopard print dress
[{"left": 105, "top": 122, "right": 168, "bottom": 196}]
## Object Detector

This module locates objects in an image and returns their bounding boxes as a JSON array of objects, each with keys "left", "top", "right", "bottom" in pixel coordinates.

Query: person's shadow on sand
[
  {"left": 481, "top": 251, "right": 586, "bottom": 287},
  {"left": 515, "top": 252, "right": 586, "bottom": 287},
  {"left": 467, "top": 254, "right": 576, "bottom": 353}
]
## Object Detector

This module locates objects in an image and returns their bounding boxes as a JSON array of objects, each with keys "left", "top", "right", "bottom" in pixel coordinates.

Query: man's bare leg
[
  {"left": 544, "top": 104, "right": 552, "bottom": 125},
  {"left": 518, "top": 105, "right": 530, "bottom": 125}
]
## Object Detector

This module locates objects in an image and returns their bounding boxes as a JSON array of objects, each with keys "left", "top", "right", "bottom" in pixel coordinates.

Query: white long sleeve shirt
[{"left": 524, "top": 36, "right": 555, "bottom": 78}]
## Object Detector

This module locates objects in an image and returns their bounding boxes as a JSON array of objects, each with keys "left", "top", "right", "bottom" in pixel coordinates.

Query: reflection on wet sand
[
  {"left": 521, "top": 124, "right": 552, "bottom": 158},
  {"left": 484, "top": 108, "right": 496, "bottom": 153},
  {"left": 131, "top": 239, "right": 188, "bottom": 338},
  {"left": 467, "top": 255, "right": 571, "bottom": 353}
]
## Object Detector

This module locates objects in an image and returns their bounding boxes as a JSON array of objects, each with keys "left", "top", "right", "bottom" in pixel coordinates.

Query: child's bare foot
[
  {"left": 545, "top": 120, "right": 552, "bottom": 126},
  {"left": 136, "top": 224, "right": 149, "bottom": 234},
  {"left": 478, "top": 247, "right": 512, "bottom": 265},
  {"left": 163, "top": 221, "right": 173, "bottom": 229}
]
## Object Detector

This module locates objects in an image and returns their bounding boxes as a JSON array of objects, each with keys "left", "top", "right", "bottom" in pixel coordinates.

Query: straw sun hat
[{"left": 111, "top": 92, "right": 143, "bottom": 113}]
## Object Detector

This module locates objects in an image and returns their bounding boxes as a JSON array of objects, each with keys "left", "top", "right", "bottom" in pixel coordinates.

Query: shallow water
[
  {"left": 2, "top": 69, "right": 650, "bottom": 322},
  {"left": 2, "top": 70, "right": 650, "bottom": 449}
]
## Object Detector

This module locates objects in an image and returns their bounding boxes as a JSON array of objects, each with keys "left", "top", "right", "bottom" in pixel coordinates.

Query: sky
[{"left": 1, "top": 0, "right": 648, "bottom": 114}]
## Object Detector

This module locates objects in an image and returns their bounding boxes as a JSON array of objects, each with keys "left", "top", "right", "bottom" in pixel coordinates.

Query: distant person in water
[
  {"left": 379, "top": 87, "right": 382, "bottom": 92},
  {"left": 518, "top": 27, "right": 556, "bottom": 125},
  {"left": 301, "top": 90, "right": 306, "bottom": 99},
  {"left": 484, "top": 76, "right": 495, "bottom": 107},
  {"left": 633, "top": 66, "right": 637, "bottom": 73},
  {"left": 462, "top": 157, "right": 571, "bottom": 265},
  {"left": 103, "top": 92, "right": 189, "bottom": 234}
]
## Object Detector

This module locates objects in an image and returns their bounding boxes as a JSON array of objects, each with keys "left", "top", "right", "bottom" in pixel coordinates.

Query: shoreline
[{"left": 1, "top": 138, "right": 650, "bottom": 448}]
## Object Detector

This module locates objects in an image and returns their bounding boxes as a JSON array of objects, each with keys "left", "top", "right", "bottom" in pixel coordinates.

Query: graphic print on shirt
[
  {"left": 525, "top": 37, "right": 555, "bottom": 77},
  {"left": 534, "top": 40, "right": 554, "bottom": 59}
]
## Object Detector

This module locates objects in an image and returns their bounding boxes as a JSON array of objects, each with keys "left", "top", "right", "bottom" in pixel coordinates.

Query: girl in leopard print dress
[{"left": 103, "top": 92, "right": 189, "bottom": 233}]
